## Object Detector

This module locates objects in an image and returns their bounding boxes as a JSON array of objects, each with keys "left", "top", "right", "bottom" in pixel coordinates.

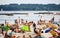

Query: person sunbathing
[
  {"left": 54, "top": 25, "right": 60, "bottom": 38},
  {"left": 50, "top": 29, "right": 57, "bottom": 38},
  {"left": 37, "top": 20, "right": 42, "bottom": 25},
  {"left": 14, "top": 28, "right": 20, "bottom": 33},
  {"left": 34, "top": 28, "right": 42, "bottom": 38}
]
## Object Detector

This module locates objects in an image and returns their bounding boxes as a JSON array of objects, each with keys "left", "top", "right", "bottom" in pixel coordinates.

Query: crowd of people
[{"left": 0, "top": 17, "right": 60, "bottom": 38}]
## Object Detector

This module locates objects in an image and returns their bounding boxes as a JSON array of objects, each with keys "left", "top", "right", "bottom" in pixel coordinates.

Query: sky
[{"left": 0, "top": 0, "right": 60, "bottom": 5}]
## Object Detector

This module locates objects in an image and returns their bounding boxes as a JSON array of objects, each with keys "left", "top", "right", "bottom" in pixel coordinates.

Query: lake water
[{"left": 0, "top": 11, "right": 60, "bottom": 24}]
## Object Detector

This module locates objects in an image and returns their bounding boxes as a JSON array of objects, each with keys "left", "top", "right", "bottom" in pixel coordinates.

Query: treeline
[{"left": 0, "top": 4, "right": 60, "bottom": 11}]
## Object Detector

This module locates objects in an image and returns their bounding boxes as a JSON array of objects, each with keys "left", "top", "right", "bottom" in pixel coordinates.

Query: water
[{"left": 0, "top": 11, "right": 60, "bottom": 24}]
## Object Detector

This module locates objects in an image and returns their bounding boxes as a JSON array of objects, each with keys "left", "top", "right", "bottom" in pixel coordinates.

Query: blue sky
[{"left": 0, "top": 0, "right": 60, "bottom": 5}]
